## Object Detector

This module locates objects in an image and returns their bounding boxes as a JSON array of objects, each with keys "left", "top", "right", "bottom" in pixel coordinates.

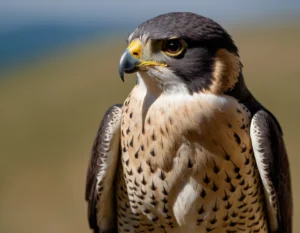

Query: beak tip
[
  {"left": 118, "top": 49, "right": 140, "bottom": 82},
  {"left": 119, "top": 67, "right": 125, "bottom": 82}
]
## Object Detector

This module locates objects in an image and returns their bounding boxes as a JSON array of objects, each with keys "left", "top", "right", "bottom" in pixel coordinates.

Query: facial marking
[
  {"left": 125, "top": 13, "right": 242, "bottom": 96},
  {"left": 209, "top": 49, "right": 241, "bottom": 94}
]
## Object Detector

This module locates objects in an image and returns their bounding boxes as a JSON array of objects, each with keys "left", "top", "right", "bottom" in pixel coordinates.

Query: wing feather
[
  {"left": 85, "top": 104, "right": 122, "bottom": 233},
  {"left": 250, "top": 110, "right": 292, "bottom": 233}
]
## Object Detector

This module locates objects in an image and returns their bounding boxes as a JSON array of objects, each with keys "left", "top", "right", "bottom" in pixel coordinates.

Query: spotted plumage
[
  {"left": 86, "top": 12, "right": 292, "bottom": 233},
  {"left": 115, "top": 88, "right": 266, "bottom": 233}
]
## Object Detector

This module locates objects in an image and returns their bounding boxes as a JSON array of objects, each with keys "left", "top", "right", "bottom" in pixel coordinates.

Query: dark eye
[{"left": 163, "top": 38, "right": 185, "bottom": 56}]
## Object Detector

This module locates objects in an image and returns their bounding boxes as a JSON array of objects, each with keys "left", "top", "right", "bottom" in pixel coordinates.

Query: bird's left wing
[
  {"left": 250, "top": 110, "right": 292, "bottom": 233},
  {"left": 85, "top": 104, "right": 122, "bottom": 233}
]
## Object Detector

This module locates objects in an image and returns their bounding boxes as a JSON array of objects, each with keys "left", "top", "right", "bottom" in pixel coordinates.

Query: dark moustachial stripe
[{"left": 130, "top": 12, "right": 240, "bottom": 93}]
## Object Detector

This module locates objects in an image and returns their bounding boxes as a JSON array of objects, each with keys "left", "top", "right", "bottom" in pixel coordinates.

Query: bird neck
[
  {"left": 136, "top": 73, "right": 163, "bottom": 98},
  {"left": 225, "top": 71, "right": 249, "bottom": 101}
]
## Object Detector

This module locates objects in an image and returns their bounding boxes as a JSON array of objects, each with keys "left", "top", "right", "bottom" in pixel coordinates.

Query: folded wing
[
  {"left": 250, "top": 110, "right": 292, "bottom": 233},
  {"left": 85, "top": 104, "right": 122, "bottom": 233}
]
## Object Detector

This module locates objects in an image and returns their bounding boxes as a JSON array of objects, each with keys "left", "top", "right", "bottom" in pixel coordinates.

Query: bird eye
[{"left": 163, "top": 38, "right": 185, "bottom": 56}]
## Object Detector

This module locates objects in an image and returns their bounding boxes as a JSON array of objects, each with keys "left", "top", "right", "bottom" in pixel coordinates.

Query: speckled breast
[{"left": 116, "top": 87, "right": 268, "bottom": 233}]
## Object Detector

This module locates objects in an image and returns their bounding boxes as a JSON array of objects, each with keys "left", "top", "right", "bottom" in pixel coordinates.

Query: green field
[{"left": 0, "top": 26, "right": 299, "bottom": 233}]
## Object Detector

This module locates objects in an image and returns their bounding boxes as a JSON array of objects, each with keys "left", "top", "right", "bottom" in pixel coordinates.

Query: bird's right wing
[
  {"left": 250, "top": 110, "right": 292, "bottom": 233},
  {"left": 85, "top": 104, "right": 122, "bottom": 233}
]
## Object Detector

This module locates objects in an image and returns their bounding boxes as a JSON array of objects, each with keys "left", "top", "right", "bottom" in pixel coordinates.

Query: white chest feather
[
  {"left": 117, "top": 84, "right": 267, "bottom": 233},
  {"left": 173, "top": 178, "right": 200, "bottom": 226}
]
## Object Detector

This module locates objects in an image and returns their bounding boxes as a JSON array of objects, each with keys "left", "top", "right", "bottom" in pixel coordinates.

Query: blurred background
[{"left": 0, "top": 1, "right": 299, "bottom": 232}]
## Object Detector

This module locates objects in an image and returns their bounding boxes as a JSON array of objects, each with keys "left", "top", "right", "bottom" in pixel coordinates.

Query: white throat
[{"left": 136, "top": 68, "right": 190, "bottom": 97}]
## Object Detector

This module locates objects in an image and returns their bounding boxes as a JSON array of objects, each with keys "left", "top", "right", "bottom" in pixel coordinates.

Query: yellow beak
[{"left": 118, "top": 39, "right": 167, "bottom": 81}]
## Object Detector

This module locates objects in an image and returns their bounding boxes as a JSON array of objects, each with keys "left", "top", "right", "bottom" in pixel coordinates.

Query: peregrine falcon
[{"left": 85, "top": 12, "right": 292, "bottom": 233}]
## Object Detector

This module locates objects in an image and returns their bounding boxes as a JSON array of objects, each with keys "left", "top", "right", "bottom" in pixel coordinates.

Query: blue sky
[
  {"left": 0, "top": 0, "right": 299, "bottom": 69},
  {"left": 1, "top": 0, "right": 300, "bottom": 28}
]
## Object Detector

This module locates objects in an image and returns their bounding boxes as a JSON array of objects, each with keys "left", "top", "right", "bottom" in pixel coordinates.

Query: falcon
[{"left": 85, "top": 12, "right": 292, "bottom": 233}]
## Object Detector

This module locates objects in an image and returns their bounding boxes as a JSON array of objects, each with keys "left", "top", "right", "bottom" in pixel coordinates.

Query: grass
[{"left": 0, "top": 26, "right": 299, "bottom": 233}]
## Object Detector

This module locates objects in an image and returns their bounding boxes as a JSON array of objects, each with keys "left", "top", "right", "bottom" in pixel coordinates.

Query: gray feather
[
  {"left": 85, "top": 104, "right": 122, "bottom": 233},
  {"left": 250, "top": 110, "right": 292, "bottom": 233}
]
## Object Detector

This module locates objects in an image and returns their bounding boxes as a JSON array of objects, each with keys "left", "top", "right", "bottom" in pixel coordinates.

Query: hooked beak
[
  {"left": 119, "top": 50, "right": 140, "bottom": 82},
  {"left": 118, "top": 39, "right": 167, "bottom": 81}
]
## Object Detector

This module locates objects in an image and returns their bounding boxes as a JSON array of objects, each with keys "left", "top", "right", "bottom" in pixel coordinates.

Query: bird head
[{"left": 119, "top": 12, "right": 243, "bottom": 95}]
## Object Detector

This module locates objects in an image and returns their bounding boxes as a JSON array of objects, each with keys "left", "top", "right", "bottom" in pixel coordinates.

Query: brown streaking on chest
[{"left": 116, "top": 86, "right": 267, "bottom": 233}]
